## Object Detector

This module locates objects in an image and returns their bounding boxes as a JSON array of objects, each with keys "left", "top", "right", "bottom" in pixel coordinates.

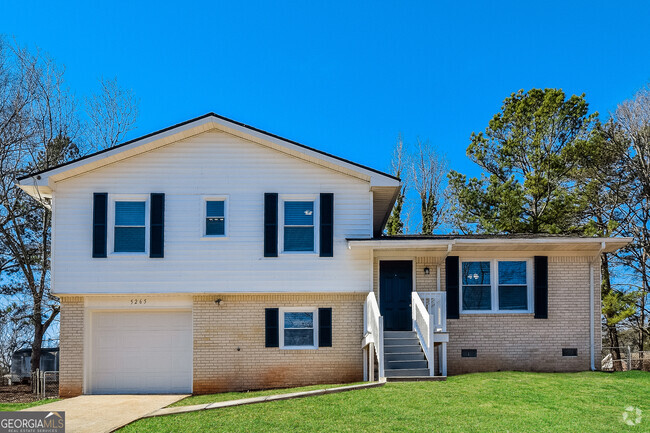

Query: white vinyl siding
[{"left": 52, "top": 131, "right": 372, "bottom": 294}]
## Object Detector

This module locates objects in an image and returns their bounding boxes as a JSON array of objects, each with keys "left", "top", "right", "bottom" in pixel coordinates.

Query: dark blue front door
[{"left": 379, "top": 260, "right": 413, "bottom": 331}]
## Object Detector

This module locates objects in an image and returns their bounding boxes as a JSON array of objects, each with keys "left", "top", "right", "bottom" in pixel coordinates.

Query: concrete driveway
[{"left": 21, "top": 394, "right": 188, "bottom": 433}]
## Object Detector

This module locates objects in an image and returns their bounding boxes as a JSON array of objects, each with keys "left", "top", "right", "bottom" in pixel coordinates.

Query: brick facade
[
  {"left": 58, "top": 296, "right": 84, "bottom": 397},
  {"left": 374, "top": 253, "right": 601, "bottom": 374},
  {"left": 192, "top": 293, "right": 365, "bottom": 394}
]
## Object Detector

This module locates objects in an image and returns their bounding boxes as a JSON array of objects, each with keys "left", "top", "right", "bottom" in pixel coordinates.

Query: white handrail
[
  {"left": 418, "top": 292, "right": 447, "bottom": 332},
  {"left": 364, "top": 292, "right": 384, "bottom": 379},
  {"left": 412, "top": 292, "right": 435, "bottom": 376}
]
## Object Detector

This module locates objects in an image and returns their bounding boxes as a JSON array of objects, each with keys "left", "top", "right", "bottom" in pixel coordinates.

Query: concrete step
[
  {"left": 384, "top": 368, "right": 431, "bottom": 377},
  {"left": 384, "top": 331, "right": 417, "bottom": 338},
  {"left": 384, "top": 337, "right": 420, "bottom": 346},
  {"left": 384, "top": 344, "right": 423, "bottom": 354},
  {"left": 384, "top": 352, "right": 426, "bottom": 362},
  {"left": 386, "top": 360, "right": 428, "bottom": 369}
]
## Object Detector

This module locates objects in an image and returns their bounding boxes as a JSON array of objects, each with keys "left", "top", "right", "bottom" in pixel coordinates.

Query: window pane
[
  {"left": 114, "top": 227, "right": 145, "bottom": 252},
  {"left": 206, "top": 218, "right": 225, "bottom": 235},
  {"left": 284, "top": 227, "right": 314, "bottom": 251},
  {"left": 284, "top": 312, "right": 314, "bottom": 328},
  {"left": 499, "top": 285, "right": 528, "bottom": 310},
  {"left": 462, "top": 286, "right": 492, "bottom": 310},
  {"left": 206, "top": 200, "right": 224, "bottom": 217},
  {"left": 284, "top": 329, "right": 314, "bottom": 347},
  {"left": 115, "top": 201, "right": 145, "bottom": 226},
  {"left": 284, "top": 202, "right": 314, "bottom": 225},
  {"left": 462, "top": 261, "right": 491, "bottom": 285},
  {"left": 499, "top": 261, "right": 527, "bottom": 285}
]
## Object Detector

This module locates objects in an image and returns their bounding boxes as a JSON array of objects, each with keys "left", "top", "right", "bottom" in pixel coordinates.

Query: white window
[
  {"left": 203, "top": 197, "right": 228, "bottom": 237},
  {"left": 280, "top": 308, "right": 318, "bottom": 349},
  {"left": 460, "top": 259, "right": 532, "bottom": 313},
  {"left": 113, "top": 198, "right": 148, "bottom": 253},
  {"left": 281, "top": 196, "right": 318, "bottom": 253}
]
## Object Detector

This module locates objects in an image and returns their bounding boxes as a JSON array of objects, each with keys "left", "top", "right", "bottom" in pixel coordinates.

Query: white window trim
[
  {"left": 279, "top": 307, "right": 318, "bottom": 350},
  {"left": 108, "top": 194, "right": 149, "bottom": 255},
  {"left": 201, "top": 195, "right": 229, "bottom": 239},
  {"left": 459, "top": 258, "right": 533, "bottom": 314},
  {"left": 279, "top": 194, "right": 319, "bottom": 254}
]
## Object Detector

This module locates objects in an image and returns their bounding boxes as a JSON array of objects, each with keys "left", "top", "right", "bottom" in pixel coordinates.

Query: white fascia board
[{"left": 347, "top": 237, "right": 632, "bottom": 253}]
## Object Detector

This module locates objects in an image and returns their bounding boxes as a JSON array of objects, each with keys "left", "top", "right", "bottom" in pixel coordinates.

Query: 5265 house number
[{"left": 130, "top": 299, "right": 147, "bottom": 305}]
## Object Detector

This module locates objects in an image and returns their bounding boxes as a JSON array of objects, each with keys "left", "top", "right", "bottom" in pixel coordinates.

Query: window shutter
[
  {"left": 319, "top": 193, "right": 334, "bottom": 257},
  {"left": 264, "top": 193, "right": 278, "bottom": 257},
  {"left": 265, "top": 308, "right": 279, "bottom": 347},
  {"left": 534, "top": 256, "right": 548, "bottom": 319},
  {"left": 150, "top": 193, "right": 165, "bottom": 258},
  {"left": 446, "top": 256, "right": 460, "bottom": 319},
  {"left": 92, "top": 193, "right": 108, "bottom": 258},
  {"left": 318, "top": 307, "right": 332, "bottom": 347}
]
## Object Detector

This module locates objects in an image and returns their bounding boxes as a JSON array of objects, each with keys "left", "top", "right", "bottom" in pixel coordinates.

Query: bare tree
[
  {"left": 606, "top": 84, "right": 650, "bottom": 352},
  {"left": 385, "top": 134, "right": 408, "bottom": 235},
  {"left": 0, "top": 308, "right": 30, "bottom": 374},
  {"left": 85, "top": 77, "right": 138, "bottom": 151},
  {"left": 409, "top": 139, "right": 448, "bottom": 234}
]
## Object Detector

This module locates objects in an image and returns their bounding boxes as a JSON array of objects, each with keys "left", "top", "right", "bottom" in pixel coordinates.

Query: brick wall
[
  {"left": 374, "top": 254, "right": 600, "bottom": 374},
  {"left": 193, "top": 292, "right": 365, "bottom": 394},
  {"left": 58, "top": 296, "right": 84, "bottom": 397}
]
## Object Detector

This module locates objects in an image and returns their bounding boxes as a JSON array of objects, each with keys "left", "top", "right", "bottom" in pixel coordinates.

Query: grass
[
  {"left": 120, "top": 371, "right": 650, "bottom": 432},
  {"left": 0, "top": 399, "right": 59, "bottom": 411},
  {"left": 170, "top": 383, "right": 364, "bottom": 407}
]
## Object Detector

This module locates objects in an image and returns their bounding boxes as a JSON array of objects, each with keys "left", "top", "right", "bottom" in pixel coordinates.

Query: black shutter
[
  {"left": 265, "top": 308, "right": 279, "bottom": 347},
  {"left": 150, "top": 193, "right": 165, "bottom": 258},
  {"left": 320, "top": 193, "right": 334, "bottom": 257},
  {"left": 534, "top": 256, "right": 548, "bottom": 319},
  {"left": 318, "top": 307, "right": 332, "bottom": 347},
  {"left": 264, "top": 193, "right": 278, "bottom": 257},
  {"left": 92, "top": 193, "right": 108, "bottom": 258},
  {"left": 446, "top": 256, "right": 460, "bottom": 319}
]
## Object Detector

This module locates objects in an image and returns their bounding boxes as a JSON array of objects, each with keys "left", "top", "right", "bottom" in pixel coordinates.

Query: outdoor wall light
[
  {"left": 214, "top": 298, "right": 222, "bottom": 305},
  {"left": 424, "top": 267, "right": 430, "bottom": 275}
]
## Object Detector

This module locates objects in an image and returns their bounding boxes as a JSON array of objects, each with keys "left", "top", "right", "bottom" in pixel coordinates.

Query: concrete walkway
[
  {"left": 21, "top": 394, "right": 187, "bottom": 433},
  {"left": 145, "top": 381, "right": 385, "bottom": 419}
]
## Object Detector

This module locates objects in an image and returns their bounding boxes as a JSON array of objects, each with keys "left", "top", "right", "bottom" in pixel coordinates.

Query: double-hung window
[
  {"left": 205, "top": 199, "right": 226, "bottom": 236},
  {"left": 460, "top": 259, "right": 532, "bottom": 313},
  {"left": 280, "top": 308, "right": 317, "bottom": 349},
  {"left": 114, "top": 201, "right": 146, "bottom": 253},
  {"left": 461, "top": 261, "right": 492, "bottom": 310},
  {"left": 283, "top": 201, "right": 315, "bottom": 252}
]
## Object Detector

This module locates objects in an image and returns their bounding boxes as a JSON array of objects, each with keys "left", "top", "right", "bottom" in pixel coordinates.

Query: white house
[{"left": 18, "top": 113, "right": 630, "bottom": 396}]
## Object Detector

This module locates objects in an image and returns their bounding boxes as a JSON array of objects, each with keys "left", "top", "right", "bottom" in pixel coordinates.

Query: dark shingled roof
[{"left": 347, "top": 233, "right": 591, "bottom": 241}]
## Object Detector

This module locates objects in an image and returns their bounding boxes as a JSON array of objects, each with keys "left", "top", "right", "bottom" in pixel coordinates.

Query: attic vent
[
  {"left": 562, "top": 348, "right": 578, "bottom": 357},
  {"left": 461, "top": 349, "right": 477, "bottom": 358}
]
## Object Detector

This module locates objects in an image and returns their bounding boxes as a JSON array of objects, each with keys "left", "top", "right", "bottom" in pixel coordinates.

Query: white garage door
[{"left": 90, "top": 310, "right": 192, "bottom": 394}]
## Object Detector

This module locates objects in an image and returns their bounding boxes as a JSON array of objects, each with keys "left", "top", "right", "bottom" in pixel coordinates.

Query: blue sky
[{"left": 3, "top": 0, "right": 650, "bottom": 181}]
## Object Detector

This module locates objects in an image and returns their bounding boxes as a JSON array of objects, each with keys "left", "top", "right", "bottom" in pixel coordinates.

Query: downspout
[{"left": 590, "top": 241, "right": 606, "bottom": 371}]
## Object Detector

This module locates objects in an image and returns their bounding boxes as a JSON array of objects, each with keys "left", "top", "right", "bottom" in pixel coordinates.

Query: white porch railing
[
  {"left": 412, "top": 292, "right": 435, "bottom": 376},
  {"left": 418, "top": 291, "right": 447, "bottom": 332},
  {"left": 362, "top": 292, "right": 384, "bottom": 379}
]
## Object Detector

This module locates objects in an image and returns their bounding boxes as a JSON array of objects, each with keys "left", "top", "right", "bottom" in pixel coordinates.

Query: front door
[{"left": 379, "top": 260, "right": 413, "bottom": 331}]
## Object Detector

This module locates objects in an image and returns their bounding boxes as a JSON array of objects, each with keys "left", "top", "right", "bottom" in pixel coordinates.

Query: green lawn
[
  {"left": 170, "top": 383, "right": 363, "bottom": 407},
  {"left": 120, "top": 371, "right": 650, "bottom": 432},
  {"left": 0, "top": 399, "right": 59, "bottom": 412}
]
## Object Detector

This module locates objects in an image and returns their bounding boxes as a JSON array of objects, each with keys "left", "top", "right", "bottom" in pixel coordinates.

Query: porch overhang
[{"left": 346, "top": 236, "right": 632, "bottom": 254}]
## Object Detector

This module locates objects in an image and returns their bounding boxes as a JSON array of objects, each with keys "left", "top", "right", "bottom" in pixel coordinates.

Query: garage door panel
[{"left": 90, "top": 311, "right": 192, "bottom": 394}]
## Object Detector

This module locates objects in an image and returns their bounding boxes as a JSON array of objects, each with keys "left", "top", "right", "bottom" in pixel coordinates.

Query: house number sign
[{"left": 130, "top": 298, "right": 147, "bottom": 305}]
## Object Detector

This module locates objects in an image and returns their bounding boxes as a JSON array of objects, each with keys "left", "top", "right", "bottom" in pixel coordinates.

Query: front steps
[{"left": 384, "top": 331, "right": 446, "bottom": 381}]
